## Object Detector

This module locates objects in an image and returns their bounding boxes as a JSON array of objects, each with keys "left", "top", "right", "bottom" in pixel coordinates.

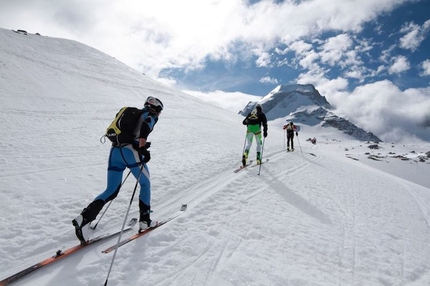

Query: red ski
[
  {"left": 0, "top": 218, "right": 137, "bottom": 286},
  {"left": 234, "top": 160, "right": 253, "bottom": 173}
]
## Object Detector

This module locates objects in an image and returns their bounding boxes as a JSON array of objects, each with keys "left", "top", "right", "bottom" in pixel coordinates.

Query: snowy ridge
[
  {"left": 1, "top": 27, "right": 430, "bottom": 286},
  {"left": 239, "top": 84, "right": 330, "bottom": 118},
  {"left": 264, "top": 83, "right": 331, "bottom": 109},
  {"left": 292, "top": 107, "right": 381, "bottom": 142}
]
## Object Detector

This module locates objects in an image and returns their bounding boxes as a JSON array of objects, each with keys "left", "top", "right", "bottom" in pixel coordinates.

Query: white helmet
[{"left": 144, "top": 96, "right": 164, "bottom": 114}]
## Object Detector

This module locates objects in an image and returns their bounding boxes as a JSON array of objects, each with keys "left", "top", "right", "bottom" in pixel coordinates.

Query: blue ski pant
[{"left": 94, "top": 145, "right": 150, "bottom": 205}]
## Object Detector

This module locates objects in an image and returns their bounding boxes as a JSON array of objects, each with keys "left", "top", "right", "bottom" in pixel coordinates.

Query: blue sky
[
  {"left": 161, "top": 0, "right": 430, "bottom": 96},
  {"left": 0, "top": 0, "right": 429, "bottom": 142},
  {"left": 1, "top": 0, "right": 429, "bottom": 96}
]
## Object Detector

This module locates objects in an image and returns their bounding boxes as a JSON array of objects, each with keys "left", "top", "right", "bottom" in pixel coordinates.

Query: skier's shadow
[{"left": 260, "top": 169, "right": 332, "bottom": 225}]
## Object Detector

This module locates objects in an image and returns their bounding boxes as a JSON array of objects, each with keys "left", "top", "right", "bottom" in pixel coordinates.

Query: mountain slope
[{"left": 1, "top": 27, "right": 430, "bottom": 286}]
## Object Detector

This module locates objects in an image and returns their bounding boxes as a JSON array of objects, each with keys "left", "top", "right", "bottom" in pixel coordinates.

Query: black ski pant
[{"left": 287, "top": 136, "right": 294, "bottom": 149}]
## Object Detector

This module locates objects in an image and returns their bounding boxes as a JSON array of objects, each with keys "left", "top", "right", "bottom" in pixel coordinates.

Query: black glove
[
  {"left": 263, "top": 131, "right": 268, "bottom": 138},
  {"left": 139, "top": 146, "right": 151, "bottom": 163},
  {"left": 296, "top": 132, "right": 298, "bottom": 136},
  {"left": 144, "top": 141, "right": 151, "bottom": 149}
]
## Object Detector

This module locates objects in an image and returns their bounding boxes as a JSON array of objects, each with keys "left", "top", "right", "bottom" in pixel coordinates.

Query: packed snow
[{"left": 1, "top": 28, "right": 430, "bottom": 286}]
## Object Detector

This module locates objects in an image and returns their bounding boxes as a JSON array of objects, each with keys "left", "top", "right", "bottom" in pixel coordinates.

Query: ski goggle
[{"left": 145, "top": 96, "right": 164, "bottom": 114}]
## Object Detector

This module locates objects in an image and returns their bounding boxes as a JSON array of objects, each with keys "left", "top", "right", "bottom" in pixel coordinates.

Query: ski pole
[
  {"left": 296, "top": 135, "right": 303, "bottom": 156},
  {"left": 104, "top": 165, "right": 144, "bottom": 286},
  {"left": 90, "top": 170, "right": 132, "bottom": 230},
  {"left": 283, "top": 129, "right": 286, "bottom": 150},
  {"left": 258, "top": 137, "right": 265, "bottom": 176}
]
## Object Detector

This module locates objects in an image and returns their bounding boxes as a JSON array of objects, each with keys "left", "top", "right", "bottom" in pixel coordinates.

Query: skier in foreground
[
  {"left": 283, "top": 121, "right": 298, "bottom": 151},
  {"left": 72, "top": 96, "right": 163, "bottom": 243},
  {"left": 242, "top": 104, "right": 268, "bottom": 165}
]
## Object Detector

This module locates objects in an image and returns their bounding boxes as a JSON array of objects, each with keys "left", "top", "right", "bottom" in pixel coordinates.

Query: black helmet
[
  {"left": 255, "top": 104, "right": 262, "bottom": 112},
  {"left": 144, "top": 96, "right": 164, "bottom": 114}
]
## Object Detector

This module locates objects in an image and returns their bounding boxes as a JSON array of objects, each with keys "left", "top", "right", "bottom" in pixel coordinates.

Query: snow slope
[{"left": 1, "top": 27, "right": 430, "bottom": 286}]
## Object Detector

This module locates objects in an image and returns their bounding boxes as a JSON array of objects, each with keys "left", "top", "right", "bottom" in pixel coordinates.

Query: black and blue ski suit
[{"left": 78, "top": 107, "right": 158, "bottom": 226}]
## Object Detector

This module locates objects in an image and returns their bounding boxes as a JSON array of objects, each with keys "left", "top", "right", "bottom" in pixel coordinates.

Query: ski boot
[
  {"left": 72, "top": 199, "right": 104, "bottom": 244},
  {"left": 256, "top": 152, "right": 262, "bottom": 165},
  {"left": 242, "top": 149, "right": 249, "bottom": 167},
  {"left": 72, "top": 215, "right": 87, "bottom": 244},
  {"left": 139, "top": 201, "right": 157, "bottom": 232},
  {"left": 138, "top": 220, "right": 157, "bottom": 232}
]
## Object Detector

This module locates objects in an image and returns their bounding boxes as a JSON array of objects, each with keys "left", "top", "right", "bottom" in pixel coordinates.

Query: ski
[
  {"left": 102, "top": 204, "right": 187, "bottom": 254},
  {"left": 234, "top": 160, "right": 253, "bottom": 173},
  {"left": 0, "top": 218, "right": 137, "bottom": 286}
]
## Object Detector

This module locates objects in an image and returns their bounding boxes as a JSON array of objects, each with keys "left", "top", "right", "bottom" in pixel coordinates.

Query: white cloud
[
  {"left": 343, "top": 49, "right": 363, "bottom": 68},
  {"left": 399, "top": 24, "right": 421, "bottom": 51},
  {"left": 184, "top": 89, "right": 260, "bottom": 113},
  {"left": 379, "top": 45, "right": 396, "bottom": 63},
  {"left": 344, "top": 70, "right": 364, "bottom": 80},
  {"left": 296, "top": 68, "right": 349, "bottom": 97},
  {"left": 319, "top": 34, "right": 353, "bottom": 66},
  {"left": 290, "top": 34, "right": 370, "bottom": 85},
  {"left": 259, "top": 76, "right": 278, "bottom": 84},
  {"left": 372, "top": 65, "right": 387, "bottom": 76},
  {"left": 388, "top": 55, "right": 410, "bottom": 74},
  {"left": 287, "top": 40, "right": 313, "bottom": 55},
  {"left": 287, "top": 40, "right": 319, "bottom": 69},
  {"left": 299, "top": 51, "right": 320, "bottom": 69},
  {"left": 0, "top": 0, "right": 414, "bottom": 82},
  {"left": 328, "top": 80, "right": 430, "bottom": 142},
  {"left": 399, "top": 20, "right": 430, "bottom": 51},
  {"left": 255, "top": 52, "right": 272, "bottom": 67},
  {"left": 290, "top": 34, "right": 370, "bottom": 83},
  {"left": 421, "top": 59, "right": 430, "bottom": 76}
]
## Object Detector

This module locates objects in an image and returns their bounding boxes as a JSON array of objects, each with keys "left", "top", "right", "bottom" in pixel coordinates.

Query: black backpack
[
  {"left": 246, "top": 109, "right": 260, "bottom": 125},
  {"left": 105, "top": 107, "right": 143, "bottom": 144}
]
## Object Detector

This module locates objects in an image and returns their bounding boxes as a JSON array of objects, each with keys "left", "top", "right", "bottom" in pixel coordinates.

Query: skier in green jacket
[{"left": 242, "top": 104, "right": 268, "bottom": 165}]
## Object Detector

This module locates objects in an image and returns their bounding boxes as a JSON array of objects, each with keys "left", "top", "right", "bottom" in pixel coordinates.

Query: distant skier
[
  {"left": 283, "top": 121, "right": 298, "bottom": 151},
  {"left": 72, "top": 96, "right": 164, "bottom": 243},
  {"left": 242, "top": 104, "right": 268, "bottom": 165}
]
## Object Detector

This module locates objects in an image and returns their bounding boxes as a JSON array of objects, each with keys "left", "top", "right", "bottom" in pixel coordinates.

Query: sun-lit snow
[{"left": 1, "top": 28, "right": 430, "bottom": 286}]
